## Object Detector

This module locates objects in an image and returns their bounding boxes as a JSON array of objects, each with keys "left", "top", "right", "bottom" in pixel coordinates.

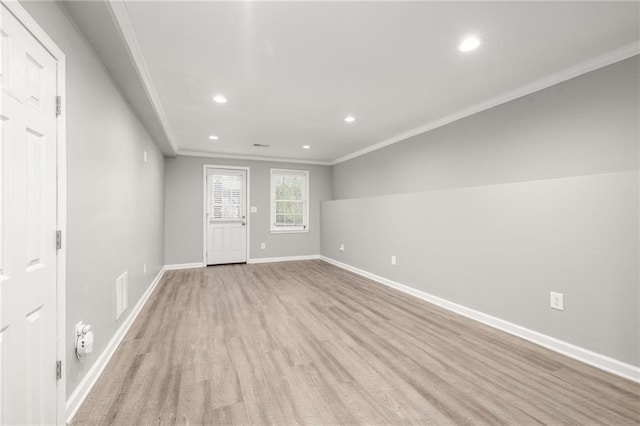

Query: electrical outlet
[
  {"left": 261, "top": 243, "right": 266, "bottom": 250},
  {"left": 391, "top": 255, "right": 397, "bottom": 266},
  {"left": 550, "top": 292, "right": 564, "bottom": 311},
  {"left": 75, "top": 321, "right": 85, "bottom": 336},
  {"left": 339, "top": 244, "right": 345, "bottom": 252},
  {"left": 250, "top": 206, "right": 257, "bottom": 213}
]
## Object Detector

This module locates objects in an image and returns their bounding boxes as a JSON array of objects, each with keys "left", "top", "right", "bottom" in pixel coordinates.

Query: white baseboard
[
  {"left": 65, "top": 266, "right": 167, "bottom": 424},
  {"left": 165, "top": 262, "right": 205, "bottom": 270},
  {"left": 248, "top": 254, "right": 320, "bottom": 264},
  {"left": 320, "top": 256, "right": 640, "bottom": 383},
  {"left": 166, "top": 257, "right": 320, "bottom": 268}
]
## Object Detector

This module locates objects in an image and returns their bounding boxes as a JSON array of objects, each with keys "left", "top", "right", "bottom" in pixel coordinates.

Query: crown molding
[
  {"left": 330, "top": 42, "right": 640, "bottom": 166},
  {"left": 178, "top": 150, "right": 332, "bottom": 166},
  {"left": 99, "top": 3, "right": 638, "bottom": 167},
  {"left": 106, "top": 0, "right": 178, "bottom": 155}
]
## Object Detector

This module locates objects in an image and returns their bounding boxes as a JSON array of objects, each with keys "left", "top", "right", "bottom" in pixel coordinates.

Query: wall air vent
[{"left": 253, "top": 143, "right": 269, "bottom": 148}]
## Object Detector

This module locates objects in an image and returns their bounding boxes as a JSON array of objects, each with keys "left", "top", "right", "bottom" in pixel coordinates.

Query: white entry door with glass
[{"left": 205, "top": 168, "right": 247, "bottom": 265}]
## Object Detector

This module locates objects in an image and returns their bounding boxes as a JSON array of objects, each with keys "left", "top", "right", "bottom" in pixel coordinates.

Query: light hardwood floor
[{"left": 72, "top": 260, "right": 640, "bottom": 425}]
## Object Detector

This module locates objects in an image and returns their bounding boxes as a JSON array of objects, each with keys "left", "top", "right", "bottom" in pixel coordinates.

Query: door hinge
[
  {"left": 56, "top": 230, "right": 62, "bottom": 250},
  {"left": 55, "top": 96, "right": 62, "bottom": 116},
  {"left": 56, "top": 360, "right": 62, "bottom": 380}
]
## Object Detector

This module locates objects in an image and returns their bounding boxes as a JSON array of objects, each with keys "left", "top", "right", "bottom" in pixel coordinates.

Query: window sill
[{"left": 270, "top": 229, "right": 309, "bottom": 234}]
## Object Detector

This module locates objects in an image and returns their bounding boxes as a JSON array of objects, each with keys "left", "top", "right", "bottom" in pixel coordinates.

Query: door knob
[{"left": 242, "top": 222, "right": 246, "bottom": 226}]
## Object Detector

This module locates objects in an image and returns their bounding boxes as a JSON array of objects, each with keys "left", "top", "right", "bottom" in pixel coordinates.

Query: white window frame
[{"left": 270, "top": 168, "right": 309, "bottom": 233}]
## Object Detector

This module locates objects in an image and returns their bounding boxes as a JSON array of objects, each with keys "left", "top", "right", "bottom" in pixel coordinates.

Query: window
[
  {"left": 270, "top": 169, "right": 309, "bottom": 233},
  {"left": 208, "top": 173, "right": 242, "bottom": 219}
]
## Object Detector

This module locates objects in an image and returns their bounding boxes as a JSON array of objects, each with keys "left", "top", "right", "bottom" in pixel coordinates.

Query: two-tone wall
[
  {"left": 18, "top": 0, "right": 640, "bottom": 408},
  {"left": 322, "top": 57, "right": 640, "bottom": 368}
]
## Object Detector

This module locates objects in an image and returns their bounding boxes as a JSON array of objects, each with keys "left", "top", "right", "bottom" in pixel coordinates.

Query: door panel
[
  {"left": 25, "top": 306, "right": 44, "bottom": 426},
  {"left": 206, "top": 169, "right": 247, "bottom": 265},
  {"left": 0, "top": 117, "right": 4, "bottom": 278},
  {"left": 212, "top": 227, "right": 224, "bottom": 252},
  {"left": 26, "top": 128, "right": 44, "bottom": 269},
  {"left": 0, "top": 4, "right": 58, "bottom": 424}
]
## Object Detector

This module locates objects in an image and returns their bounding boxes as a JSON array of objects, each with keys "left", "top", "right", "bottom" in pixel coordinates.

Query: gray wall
[
  {"left": 22, "top": 2, "right": 166, "bottom": 397},
  {"left": 165, "top": 155, "right": 331, "bottom": 264},
  {"left": 322, "top": 57, "right": 640, "bottom": 366},
  {"left": 332, "top": 57, "right": 638, "bottom": 199}
]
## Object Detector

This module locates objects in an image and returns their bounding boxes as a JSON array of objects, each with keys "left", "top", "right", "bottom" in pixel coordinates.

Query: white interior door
[
  {"left": 206, "top": 169, "right": 247, "bottom": 265},
  {"left": 0, "top": 4, "right": 59, "bottom": 425}
]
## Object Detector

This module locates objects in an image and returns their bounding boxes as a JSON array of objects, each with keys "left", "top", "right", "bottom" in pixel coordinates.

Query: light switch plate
[{"left": 250, "top": 206, "right": 257, "bottom": 213}]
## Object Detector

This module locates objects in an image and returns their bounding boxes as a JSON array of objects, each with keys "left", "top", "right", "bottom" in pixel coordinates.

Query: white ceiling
[{"left": 68, "top": 1, "right": 639, "bottom": 164}]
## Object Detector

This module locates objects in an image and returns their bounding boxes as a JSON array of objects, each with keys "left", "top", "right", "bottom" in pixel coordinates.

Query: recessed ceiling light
[
  {"left": 212, "top": 94, "right": 228, "bottom": 104},
  {"left": 302, "top": 145, "right": 311, "bottom": 149},
  {"left": 459, "top": 36, "right": 481, "bottom": 52},
  {"left": 208, "top": 135, "right": 219, "bottom": 140},
  {"left": 344, "top": 115, "right": 356, "bottom": 123}
]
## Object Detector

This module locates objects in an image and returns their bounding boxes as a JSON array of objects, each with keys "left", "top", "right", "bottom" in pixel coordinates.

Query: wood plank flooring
[{"left": 72, "top": 260, "right": 640, "bottom": 425}]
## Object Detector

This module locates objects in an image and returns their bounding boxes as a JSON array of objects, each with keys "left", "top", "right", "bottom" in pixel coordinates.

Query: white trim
[
  {"left": 248, "top": 255, "right": 320, "bottom": 264},
  {"left": 100, "top": 6, "right": 637, "bottom": 167},
  {"left": 179, "top": 150, "right": 331, "bottom": 166},
  {"left": 100, "top": 10, "right": 637, "bottom": 167},
  {"left": 164, "top": 262, "right": 205, "bottom": 271},
  {"left": 65, "top": 266, "right": 167, "bottom": 424},
  {"left": 2, "top": 1, "right": 65, "bottom": 59},
  {"left": 202, "top": 165, "right": 251, "bottom": 266},
  {"left": 331, "top": 42, "right": 640, "bottom": 165},
  {"left": 269, "top": 230, "right": 310, "bottom": 234},
  {"left": 105, "top": 1, "right": 177, "bottom": 155},
  {"left": 56, "top": 59, "right": 68, "bottom": 426},
  {"left": 320, "top": 256, "right": 640, "bottom": 383},
  {"left": 1, "top": 2, "right": 69, "bottom": 423}
]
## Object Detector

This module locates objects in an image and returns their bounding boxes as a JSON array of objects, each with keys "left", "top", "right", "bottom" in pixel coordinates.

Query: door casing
[
  {"left": 1, "top": 1, "right": 67, "bottom": 424},
  {"left": 202, "top": 165, "right": 250, "bottom": 266}
]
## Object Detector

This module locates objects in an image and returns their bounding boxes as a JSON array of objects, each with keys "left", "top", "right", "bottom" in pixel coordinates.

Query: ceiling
[{"left": 65, "top": 1, "right": 639, "bottom": 164}]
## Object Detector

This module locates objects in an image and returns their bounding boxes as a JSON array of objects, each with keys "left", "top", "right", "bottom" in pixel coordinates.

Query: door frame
[
  {"left": 202, "top": 165, "right": 250, "bottom": 266},
  {"left": 1, "top": 1, "right": 67, "bottom": 424}
]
